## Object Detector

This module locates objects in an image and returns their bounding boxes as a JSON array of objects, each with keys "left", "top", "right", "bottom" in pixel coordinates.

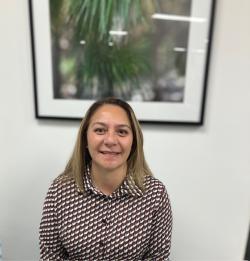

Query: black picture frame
[
  {"left": 29, "top": 0, "right": 216, "bottom": 125},
  {"left": 245, "top": 226, "right": 250, "bottom": 261}
]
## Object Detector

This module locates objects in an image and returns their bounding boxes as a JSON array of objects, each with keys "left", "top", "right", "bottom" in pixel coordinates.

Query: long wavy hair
[{"left": 63, "top": 97, "right": 153, "bottom": 192}]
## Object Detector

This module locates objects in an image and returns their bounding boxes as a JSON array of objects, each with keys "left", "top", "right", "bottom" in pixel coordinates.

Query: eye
[
  {"left": 94, "top": 128, "right": 106, "bottom": 135},
  {"left": 117, "top": 129, "right": 129, "bottom": 137}
]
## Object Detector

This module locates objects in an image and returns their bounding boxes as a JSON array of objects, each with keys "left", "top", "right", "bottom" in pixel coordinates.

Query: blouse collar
[{"left": 82, "top": 164, "right": 144, "bottom": 198}]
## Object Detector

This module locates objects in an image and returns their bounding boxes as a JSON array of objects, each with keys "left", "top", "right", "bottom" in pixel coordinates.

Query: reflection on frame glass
[{"left": 29, "top": 0, "right": 216, "bottom": 124}]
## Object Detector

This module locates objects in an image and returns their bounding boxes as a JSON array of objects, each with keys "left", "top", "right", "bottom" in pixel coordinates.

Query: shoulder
[
  {"left": 46, "top": 174, "right": 77, "bottom": 196},
  {"left": 144, "top": 175, "right": 167, "bottom": 194},
  {"left": 144, "top": 176, "right": 168, "bottom": 200},
  {"left": 143, "top": 175, "right": 170, "bottom": 207}
]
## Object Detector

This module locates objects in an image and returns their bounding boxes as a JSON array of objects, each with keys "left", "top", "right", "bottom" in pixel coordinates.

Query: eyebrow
[{"left": 92, "top": 122, "right": 131, "bottom": 129}]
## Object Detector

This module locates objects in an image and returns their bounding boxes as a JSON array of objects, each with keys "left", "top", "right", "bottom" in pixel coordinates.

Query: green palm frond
[
  {"left": 68, "top": 0, "right": 149, "bottom": 40},
  {"left": 82, "top": 37, "right": 151, "bottom": 85},
  {"left": 50, "top": 0, "right": 156, "bottom": 97}
]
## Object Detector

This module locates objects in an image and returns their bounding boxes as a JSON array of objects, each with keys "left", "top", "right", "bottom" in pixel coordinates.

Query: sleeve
[
  {"left": 39, "top": 180, "right": 68, "bottom": 260},
  {"left": 142, "top": 186, "right": 173, "bottom": 261}
]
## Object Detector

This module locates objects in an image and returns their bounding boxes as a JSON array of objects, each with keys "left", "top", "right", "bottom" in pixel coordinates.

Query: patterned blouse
[{"left": 39, "top": 170, "right": 173, "bottom": 260}]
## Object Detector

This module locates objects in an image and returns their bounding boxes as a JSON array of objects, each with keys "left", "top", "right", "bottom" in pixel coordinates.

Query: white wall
[{"left": 0, "top": 0, "right": 249, "bottom": 260}]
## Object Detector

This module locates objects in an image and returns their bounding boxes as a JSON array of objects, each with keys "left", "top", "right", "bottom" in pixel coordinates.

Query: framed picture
[{"left": 29, "top": 0, "right": 216, "bottom": 124}]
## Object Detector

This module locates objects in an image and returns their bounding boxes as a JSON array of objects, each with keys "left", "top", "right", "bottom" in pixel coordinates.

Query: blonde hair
[{"left": 63, "top": 97, "right": 153, "bottom": 192}]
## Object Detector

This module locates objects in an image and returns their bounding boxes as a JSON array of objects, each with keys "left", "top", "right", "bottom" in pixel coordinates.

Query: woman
[{"left": 39, "top": 97, "right": 172, "bottom": 260}]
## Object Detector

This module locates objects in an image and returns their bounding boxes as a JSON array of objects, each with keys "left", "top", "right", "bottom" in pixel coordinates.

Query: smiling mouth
[{"left": 100, "top": 151, "right": 120, "bottom": 155}]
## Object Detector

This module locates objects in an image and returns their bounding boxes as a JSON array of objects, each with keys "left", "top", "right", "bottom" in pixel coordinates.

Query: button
[{"left": 102, "top": 218, "right": 107, "bottom": 224}]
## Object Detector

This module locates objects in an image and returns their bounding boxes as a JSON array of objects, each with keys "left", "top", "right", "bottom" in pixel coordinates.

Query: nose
[{"left": 103, "top": 131, "right": 117, "bottom": 146}]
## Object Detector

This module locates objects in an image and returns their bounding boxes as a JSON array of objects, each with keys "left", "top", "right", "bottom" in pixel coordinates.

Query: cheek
[
  {"left": 87, "top": 132, "right": 98, "bottom": 146},
  {"left": 86, "top": 134, "right": 96, "bottom": 154},
  {"left": 125, "top": 138, "right": 133, "bottom": 153},
  {"left": 86, "top": 131, "right": 91, "bottom": 146},
  {"left": 87, "top": 134, "right": 104, "bottom": 156}
]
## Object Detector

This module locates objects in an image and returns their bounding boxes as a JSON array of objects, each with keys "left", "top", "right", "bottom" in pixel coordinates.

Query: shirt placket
[{"left": 99, "top": 195, "right": 113, "bottom": 260}]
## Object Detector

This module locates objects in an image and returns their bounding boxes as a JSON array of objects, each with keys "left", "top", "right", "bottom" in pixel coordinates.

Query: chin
[
  {"left": 102, "top": 164, "right": 121, "bottom": 171},
  {"left": 99, "top": 161, "right": 125, "bottom": 171}
]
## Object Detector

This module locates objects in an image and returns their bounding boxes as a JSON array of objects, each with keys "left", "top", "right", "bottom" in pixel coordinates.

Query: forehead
[{"left": 89, "top": 104, "right": 131, "bottom": 125}]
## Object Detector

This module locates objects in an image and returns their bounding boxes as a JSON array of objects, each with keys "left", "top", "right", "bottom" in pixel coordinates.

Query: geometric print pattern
[{"left": 39, "top": 170, "right": 172, "bottom": 260}]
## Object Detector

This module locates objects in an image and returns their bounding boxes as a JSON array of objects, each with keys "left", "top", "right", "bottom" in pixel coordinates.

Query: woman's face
[{"left": 87, "top": 104, "right": 133, "bottom": 173}]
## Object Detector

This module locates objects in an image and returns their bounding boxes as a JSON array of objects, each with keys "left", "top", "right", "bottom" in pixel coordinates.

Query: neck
[{"left": 90, "top": 164, "right": 127, "bottom": 195}]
